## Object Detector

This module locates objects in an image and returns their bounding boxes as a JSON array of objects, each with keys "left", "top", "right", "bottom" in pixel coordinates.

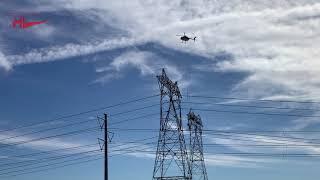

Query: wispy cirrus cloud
[
  {"left": 93, "top": 50, "right": 191, "bottom": 88},
  {"left": 6, "top": 37, "right": 140, "bottom": 66}
]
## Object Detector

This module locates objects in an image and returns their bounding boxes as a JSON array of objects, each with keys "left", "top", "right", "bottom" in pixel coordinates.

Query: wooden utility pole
[{"left": 104, "top": 113, "right": 108, "bottom": 180}]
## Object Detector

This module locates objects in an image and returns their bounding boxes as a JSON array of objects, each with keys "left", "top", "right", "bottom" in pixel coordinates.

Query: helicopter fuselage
[{"left": 181, "top": 36, "right": 191, "bottom": 41}]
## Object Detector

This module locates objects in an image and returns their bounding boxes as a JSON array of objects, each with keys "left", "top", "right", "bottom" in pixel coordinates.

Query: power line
[
  {"left": 202, "top": 143, "right": 320, "bottom": 147},
  {"left": 0, "top": 94, "right": 159, "bottom": 134},
  {"left": 0, "top": 153, "right": 103, "bottom": 176},
  {"left": 2, "top": 146, "right": 174, "bottom": 178},
  {"left": 108, "top": 138, "right": 320, "bottom": 149},
  {"left": 187, "top": 108, "right": 320, "bottom": 118},
  {"left": 107, "top": 128, "right": 320, "bottom": 146},
  {"left": 111, "top": 141, "right": 320, "bottom": 148},
  {"left": 0, "top": 118, "right": 94, "bottom": 143},
  {"left": 207, "top": 134, "right": 319, "bottom": 146},
  {"left": 209, "top": 133, "right": 320, "bottom": 147},
  {"left": 109, "top": 113, "right": 159, "bottom": 126},
  {"left": 0, "top": 110, "right": 158, "bottom": 146},
  {"left": 109, "top": 136, "right": 158, "bottom": 148},
  {"left": 0, "top": 136, "right": 157, "bottom": 176},
  {"left": 108, "top": 128, "right": 320, "bottom": 133},
  {"left": 0, "top": 143, "right": 99, "bottom": 166},
  {"left": 187, "top": 95, "right": 320, "bottom": 104},
  {"left": 0, "top": 106, "right": 158, "bottom": 153},
  {"left": 111, "top": 143, "right": 155, "bottom": 154},
  {"left": 2, "top": 156, "right": 103, "bottom": 177},
  {"left": 110, "top": 146, "right": 155, "bottom": 157},
  {"left": 203, "top": 129, "right": 320, "bottom": 133},
  {"left": 108, "top": 149, "right": 320, "bottom": 158},
  {"left": 208, "top": 152, "right": 320, "bottom": 157},
  {"left": 0, "top": 103, "right": 159, "bottom": 151},
  {"left": 0, "top": 149, "right": 101, "bottom": 172},
  {"left": 183, "top": 101, "right": 319, "bottom": 112},
  {"left": 110, "top": 104, "right": 160, "bottom": 117},
  {"left": 0, "top": 137, "right": 158, "bottom": 177},
  {"left": 0, "top": 127, "right": 99, "bottom": 150},
  {"left": 3, "top": 144, "right": 320, "bottom": 177}
]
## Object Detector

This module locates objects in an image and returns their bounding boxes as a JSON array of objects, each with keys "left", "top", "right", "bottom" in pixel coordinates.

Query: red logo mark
[{"left": 12, "top": 16, "right": 47, "bottom": 29}]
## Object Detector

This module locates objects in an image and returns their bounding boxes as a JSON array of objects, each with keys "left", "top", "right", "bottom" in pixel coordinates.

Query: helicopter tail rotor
[{"left": 193, "top": 37, "right": 196, "bottom": 41}]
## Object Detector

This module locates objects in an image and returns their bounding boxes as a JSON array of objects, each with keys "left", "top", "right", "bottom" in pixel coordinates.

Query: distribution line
[{"left": 0, "top": 94, "right": 159, "bottom": 134}]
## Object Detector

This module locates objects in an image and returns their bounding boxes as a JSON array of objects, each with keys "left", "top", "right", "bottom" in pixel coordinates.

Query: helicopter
[{"left": 176, "top": 32, "right": 196, "bottom": 43}]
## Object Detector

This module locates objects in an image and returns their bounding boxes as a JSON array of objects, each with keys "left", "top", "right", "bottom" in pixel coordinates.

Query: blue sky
[{"left": 1, "top": 0, "right": 320, "bottom": 180}]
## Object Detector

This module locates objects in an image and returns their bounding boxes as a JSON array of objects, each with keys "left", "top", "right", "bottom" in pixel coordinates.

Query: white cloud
[
  {"left": 94, "top": 50, "right": 191, "bottom": 88},
  {"left": 20, "top": 0, "right": 317, "bottom": 102},
  {"left": 3, "top": 0, "right": 320, "bottom": 107},
  {"left": 109, "top": 51, "right": 156, "bottom": 76},
  {"left": 0, "top": 51, "right": 11, "bottom": 71},
  {"left": 6, "top": 37, "right": 140, "bottom": 66}
]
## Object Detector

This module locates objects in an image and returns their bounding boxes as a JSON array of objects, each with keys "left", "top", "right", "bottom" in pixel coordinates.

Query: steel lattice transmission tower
[
  {"left": 188, "top": 110, "right": 208, "bottom": 180},
  {"left": 153, "top": 69, "right": 191, "bottom": 180}
]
